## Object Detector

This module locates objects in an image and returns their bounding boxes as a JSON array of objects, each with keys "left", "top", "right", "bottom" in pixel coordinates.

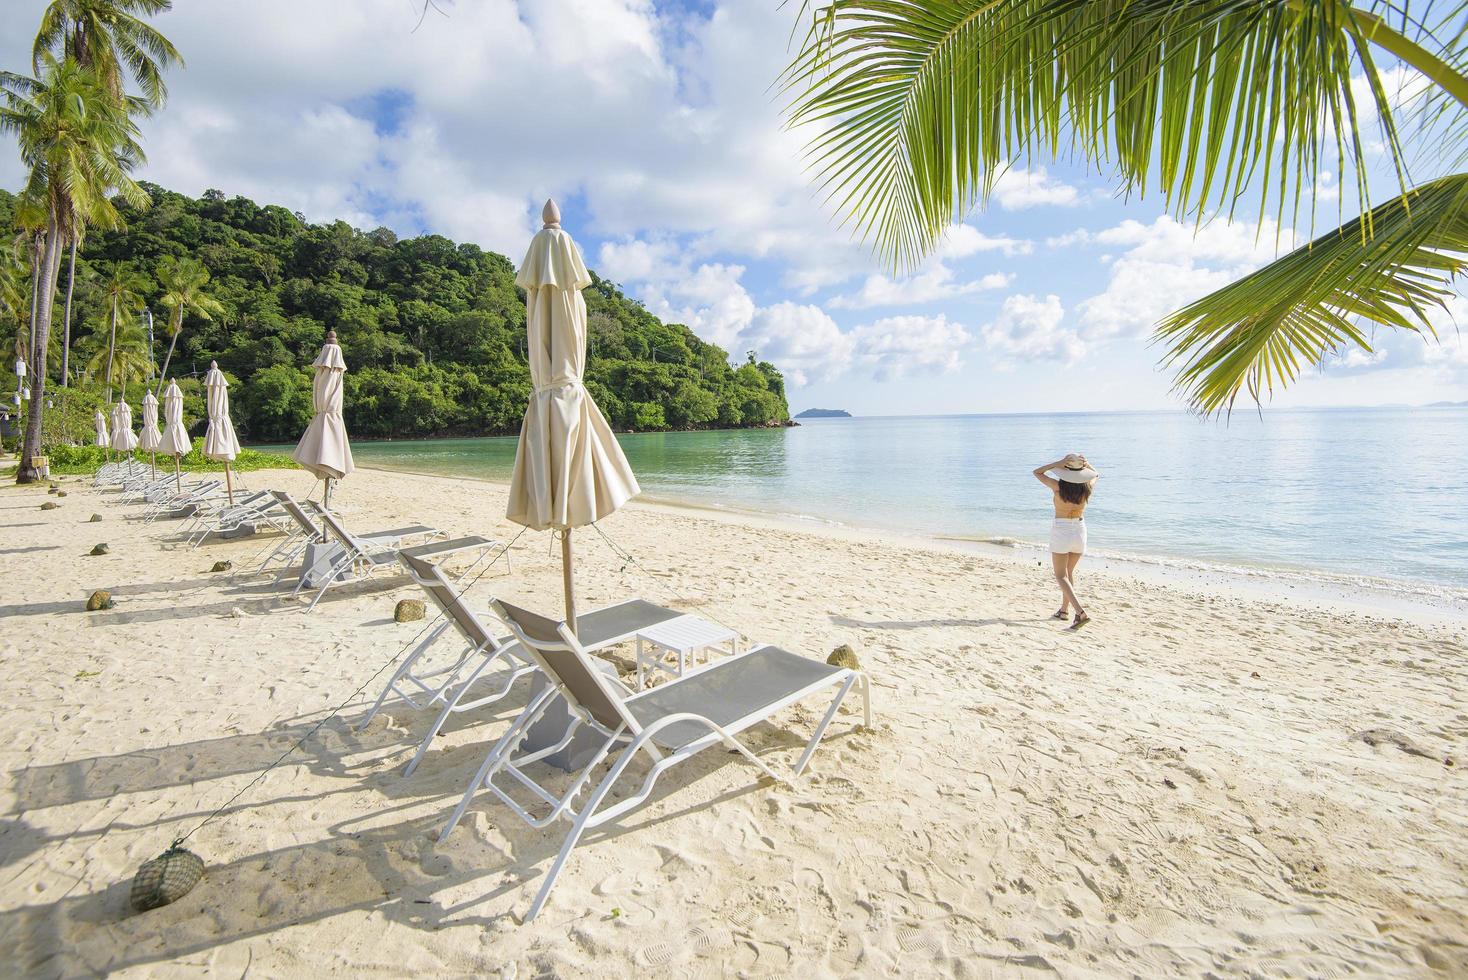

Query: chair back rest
[
  {"left": 271, "top": 491, "right": 324, "bottom": 541},
  {"left": 397, "top": 550, "right": 498, "bottom": 649},
  {"left": 491, "top": 599, "right": 637, "bottom": 734},
  {"left": 314, "top": 507, "right": 364, "bottom": 551}
]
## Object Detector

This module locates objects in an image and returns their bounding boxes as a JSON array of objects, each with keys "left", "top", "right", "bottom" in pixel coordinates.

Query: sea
[{"left": 269, "top": 406, "right": 1468, "bottom": 598}]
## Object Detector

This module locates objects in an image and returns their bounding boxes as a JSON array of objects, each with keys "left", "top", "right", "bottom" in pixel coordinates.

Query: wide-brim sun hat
[{"left": 1051, "top": 453, "right": 1098, "bottom": 483}]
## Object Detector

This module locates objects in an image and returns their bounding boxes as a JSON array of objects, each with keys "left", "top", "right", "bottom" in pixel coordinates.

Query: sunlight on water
[{"left": 270, "top": 406, "right": 1468, "bottom": 589}]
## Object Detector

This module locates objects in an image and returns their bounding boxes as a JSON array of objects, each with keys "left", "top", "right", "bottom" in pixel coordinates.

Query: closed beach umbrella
[
  {"left": 203, "top": 361, "right": 241, "bottom": 504},
  {"left": 139, "top": 389, "right": 162, "bottom": 478},
  {"left": 110, "top": 398, "right": 139, "bottom": 453},
  {"left": 507, "top": 199, "right": 640, "bottom": 632},
  {"left": 93, "top": 409, "right": 109, "bottom": 449},
  {"left": 292, "top": 330, "right": 354, "bottom": 508},
  {"left": 161, "top": 379, "right": 192, "bottom": 492}
]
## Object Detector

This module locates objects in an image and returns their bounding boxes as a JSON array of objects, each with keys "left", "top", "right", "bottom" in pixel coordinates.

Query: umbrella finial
[
  {"left": 542, "top": 198, "right": 560, "bottom": 229},
  {"left": 210, "top": 360, "right": 219, "bottom": 369},
  {"left": 326, "top": 329, "right": 338, "bottom": 344}
]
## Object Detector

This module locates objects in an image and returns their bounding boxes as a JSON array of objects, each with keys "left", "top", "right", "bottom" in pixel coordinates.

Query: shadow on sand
[{"left": 2, "top": 691, "right": 840, "bottom": 974}]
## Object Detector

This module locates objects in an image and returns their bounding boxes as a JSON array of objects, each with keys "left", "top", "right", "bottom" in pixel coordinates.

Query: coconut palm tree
[
  {"left": 781, "top": 1, "right": 1468, "bottom": 414},
  {"left": 84, "top": 315, "right": 149, "bottom": 399},
  {"left": 32, "top": 0, "right": 182, "bottom": 109},
  {"left": 98, "top": 262, "right": 148, "bottom": 401},
  {"left": 33, "top": 1, "right": 178, "bottom": 394},
  {"left": 0, "top": 250, "right": 30, "bottom": 370},
  {"left": 155, "top": 255, "right": 225, "bottom": 390},
  {"left": 0, "top": 55, "right": 147, "bottom": 482}
]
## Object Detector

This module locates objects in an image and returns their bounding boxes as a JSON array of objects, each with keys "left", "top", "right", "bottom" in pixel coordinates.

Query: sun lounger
[
  {"left": 141, "top": 480, "right": 223, "bottom": 522},
  {"left": 291, "top": 504, "right": 447, "bottom": 611},
  {"left": 182, "top": 489, "right": 290, "bottom": 548},
  {"left": 437, "top": 598, "right": 870, "bottom": 920},
  {"left": 364, "top": 549, "right": 682, "bottom": 776}
]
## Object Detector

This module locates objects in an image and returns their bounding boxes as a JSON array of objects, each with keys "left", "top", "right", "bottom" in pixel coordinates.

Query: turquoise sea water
[{"left": 268, "top": 406, "right": 1468, "bottom": 590}]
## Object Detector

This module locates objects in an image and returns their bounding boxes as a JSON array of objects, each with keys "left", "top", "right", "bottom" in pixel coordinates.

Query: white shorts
[{"left": 1050, "top": 518, "right": 1086, "bottom": 555}]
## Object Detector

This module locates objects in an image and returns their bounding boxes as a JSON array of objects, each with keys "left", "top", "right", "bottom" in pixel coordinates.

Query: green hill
[{"left": 0, "top": 184, "right": 790, "bottom": 443}]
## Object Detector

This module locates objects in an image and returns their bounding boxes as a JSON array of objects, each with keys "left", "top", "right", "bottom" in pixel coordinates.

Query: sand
[{"left": 1, "top": 465, "right": 1464, "bottom": 977}]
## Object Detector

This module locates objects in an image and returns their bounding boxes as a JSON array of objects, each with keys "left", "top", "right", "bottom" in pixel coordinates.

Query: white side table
[{"left": 634, "top": 616, "right": 740, "bottom": 689}]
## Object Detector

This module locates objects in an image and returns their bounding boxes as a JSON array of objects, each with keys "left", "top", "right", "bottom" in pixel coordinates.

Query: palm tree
[
  {"left": 84, "top": 315, "right": 149, "bottom": 399},
  {"left": 34, "top": 1, "right": 180, "bottom": 386},
  {"left": 98, "top": 262, "right": 148, "bottom": 401},
  {"left": 782, "top": 1, "right": 1468, "bottom": 413},
  {"left": 155, "top": 255, "right": 225, "bottom": 390},
  {"left": 0, "top": 250, "right": 30, "bottom": 369},
  {"left": 32, "top": 0, "right": 182, "bottom": 109},
  {"left": 0, "top": 55, "right": 147, "bottom": 482}
]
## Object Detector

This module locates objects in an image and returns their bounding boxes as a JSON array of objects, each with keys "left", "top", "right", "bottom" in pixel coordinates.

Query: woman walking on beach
[{"left": 1033, "top": 454, "right": 1098, "bottom": 629}]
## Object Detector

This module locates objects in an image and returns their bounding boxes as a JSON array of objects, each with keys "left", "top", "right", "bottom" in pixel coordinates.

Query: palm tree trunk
[
  {"left": 60, "top": 236, "right": 77, "bottom": 387},
  {"left": 18, "top": 217, "right": 62, "bottom": 484},
  {"left": 27, "top": 239, "right": 40, "bottom": 363},
  {"left": 105, "top": 295, "right": 117, "bottom": 402},
  {"left": 156, "top": 321, "right": 180, "bottom": 396}
]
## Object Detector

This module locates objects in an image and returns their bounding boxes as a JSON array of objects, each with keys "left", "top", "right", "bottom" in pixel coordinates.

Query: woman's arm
[{"left": 1032, "top": 459, "right": 1064, "bottom": 491}]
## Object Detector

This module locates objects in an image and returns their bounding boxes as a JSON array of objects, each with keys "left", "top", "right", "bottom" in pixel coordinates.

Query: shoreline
[{"left": 352, "top": 462, "right": 1468, "bottom": 629}]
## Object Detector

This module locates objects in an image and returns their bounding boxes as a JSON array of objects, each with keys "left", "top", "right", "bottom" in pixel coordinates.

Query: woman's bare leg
[
  {"left": 1051, "top": 553, "right": 1082, "bottom": 616},
  {"left": 1065, "top": 552, "right": 1089, "bottom": 626}
]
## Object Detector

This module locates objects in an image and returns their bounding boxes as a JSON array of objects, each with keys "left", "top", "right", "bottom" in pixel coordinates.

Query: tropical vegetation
[
  {"left": 782, "top": 0, "right": 1468, "bottom": 414},
  {"left": 0, "top": 183, "right": 792, "bottom": 446}
]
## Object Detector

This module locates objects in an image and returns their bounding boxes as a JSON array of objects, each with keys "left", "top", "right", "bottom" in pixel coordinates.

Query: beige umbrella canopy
[
  {"left": 139, "top": 389, "right": 163, "bottom": 477},
  {"left": 160, "top": 379, "right": 193, "bottom": 492},
  {"left": 109, "top": 398, "right": 139, "bottom": 453},
  {"left": 93, "top": 409, "right": 109, "bottom": 448},
  {"left": 507, "top": 199, "right": 640, "bottom": 631},
  {"left": 203, "top": 361, "right": 241, "bottom": 504},
  {"left": 292, "top": 330, "right": 355, "bottom": 508}
]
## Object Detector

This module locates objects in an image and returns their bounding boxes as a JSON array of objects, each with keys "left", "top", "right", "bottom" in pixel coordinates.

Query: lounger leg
[
  {"left": 525, "top": 808, "right": 595, "bottom": 922},
  {"left": 404, "top": 648, "right": 504, "bottom": 776},
  {"left": 438, "top": 687, "right": 558, "bottom": 842},
  {"left": 794, "top": 673, "right": 859, "bottom": 776},
  {"left": 523, "top": 739, "right": 642, "bottom": 922},
  {"left": 358, "top": 622, "right": 453, "bottom": 731}
]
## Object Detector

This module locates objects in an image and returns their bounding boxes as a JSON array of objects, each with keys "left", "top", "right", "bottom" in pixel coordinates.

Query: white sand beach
[{"left": 1, "top": 466, "right": 1464, "bottom": 977}]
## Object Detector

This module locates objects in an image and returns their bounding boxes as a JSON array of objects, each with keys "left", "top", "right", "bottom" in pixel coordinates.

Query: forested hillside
[{"left": 1, "top": 184, "right": 790, "bottom": 443}]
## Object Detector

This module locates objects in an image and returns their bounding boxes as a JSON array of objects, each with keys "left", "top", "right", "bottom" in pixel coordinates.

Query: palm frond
[
  {"left": 1156, "top": 172, "right": 1468, "bottom": 415},
  {"left": 780, "top": 0, "right": 1461, "bottom": 270}
]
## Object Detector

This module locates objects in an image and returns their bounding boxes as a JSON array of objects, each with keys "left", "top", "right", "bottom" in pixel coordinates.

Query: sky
[{"left": 2, "top": 0, "right": 1465, "bottom": 416}]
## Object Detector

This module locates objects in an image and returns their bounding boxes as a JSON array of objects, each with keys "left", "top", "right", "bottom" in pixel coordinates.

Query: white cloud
[
  {"left": 937, "top": 223, "right": 1033, "bottom": 258},
  {"left": 829, "top": 265, "right": 1010, "bottom": 309},
  {"left": 745, "top": 302, "right": 853, "bottom": 386},
  {"left": 848, "top": 314, "right": 971, "bottom": 380},
  {"left": 1072, "top": 215, "right": 1294, "bottom": 341},
  {"left": 990, "top": 165, "right": 1082, "bottom": 209},
  {"left": 981, "top": 294, "right": 1085, "bottom": 363}
]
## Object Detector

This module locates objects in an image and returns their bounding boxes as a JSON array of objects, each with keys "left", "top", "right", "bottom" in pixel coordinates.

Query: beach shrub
[{"left": 44, "top": 440, "right": 296, "bottom": 475}]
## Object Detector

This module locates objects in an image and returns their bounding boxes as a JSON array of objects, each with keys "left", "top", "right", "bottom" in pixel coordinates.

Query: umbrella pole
[
  {"left": 173, "top": 456, "right": 181, "bottom": 493},
  {"left": 324, "top": 476, "right": 332, "bottom": 510},
  {"left": 224, "top": 461, "right": 234, "bottom": 505},
  {"left": 561, "top": 529, "right": 578, "bottom": 635},
  {"left": 150, "top": 452, "right": 156, "bottom": 480}
]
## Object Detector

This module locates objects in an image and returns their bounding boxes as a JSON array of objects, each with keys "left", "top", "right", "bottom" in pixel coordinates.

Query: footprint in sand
[{"left": 895, "top": 923, "right": 943, "bottom": 955}]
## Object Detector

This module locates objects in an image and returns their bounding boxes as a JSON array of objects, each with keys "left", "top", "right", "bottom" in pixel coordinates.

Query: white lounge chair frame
[
  {"left": 292, "top": 506, "right": 447, "bottom": 612},
  {"left": 439, "top": 598, "right": 872, "bottom": 921},
  {"left": 365, "top": 550, "right": 680, "bottom": 776}
]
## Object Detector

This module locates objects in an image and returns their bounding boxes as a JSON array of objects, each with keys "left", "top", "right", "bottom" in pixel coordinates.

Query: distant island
[{"left": 794, "top": 408, "right": 853, "bottom": 419}]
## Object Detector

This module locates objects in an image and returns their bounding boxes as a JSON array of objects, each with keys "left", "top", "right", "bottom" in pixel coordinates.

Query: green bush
[{"left": 44, "top": 440, "right": 296, "bottom": 475}]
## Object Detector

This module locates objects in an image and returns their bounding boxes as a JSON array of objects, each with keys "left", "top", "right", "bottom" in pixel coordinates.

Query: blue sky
[{"left": 3, "top": 0, "right": 1464, "bottom": 415}]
